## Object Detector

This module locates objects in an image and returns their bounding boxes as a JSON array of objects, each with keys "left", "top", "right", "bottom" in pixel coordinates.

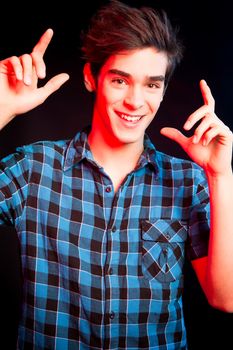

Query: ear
[{"left": 83, "top": 63, "right": 96, "bottom": 92}]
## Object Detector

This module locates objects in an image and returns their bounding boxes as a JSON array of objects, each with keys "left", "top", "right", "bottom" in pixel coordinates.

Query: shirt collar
[
  {"left": 137, "top": 134, "right": 159, "bottom": 174},
  {"left": 63, "top": 126, "right": 93, "bottom": 171},
  {"left": 64, "top": 126, "right": 159, "bottom": 175}
]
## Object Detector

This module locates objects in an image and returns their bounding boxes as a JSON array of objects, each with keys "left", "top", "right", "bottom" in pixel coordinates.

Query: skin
[
  {"left": 0, "top": 29, "right": 69, "bottom": 128},
  {"left": 160, "top": 81, "right": 233, "bottom": 310},
  {"left": 87, "top": 48, "right": 166, "bottom": 147},
  {"left": 85, "top": 48, "right": 167, "bottom": 189},
  {"left": 0, "top": 29, "right": 233, "bottom": 311}
]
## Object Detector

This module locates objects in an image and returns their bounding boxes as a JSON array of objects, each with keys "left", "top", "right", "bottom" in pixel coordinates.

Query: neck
[{"left": 88, "top": 128, "right": 144, "bottom": 171}]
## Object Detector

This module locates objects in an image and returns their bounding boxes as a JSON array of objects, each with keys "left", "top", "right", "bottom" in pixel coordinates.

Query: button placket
[
  {"left": 105, "top": 186, "right": 112, "bottom": 193},
  {"left": 109, "top": 311, "right": 115, "bottom": 319}
]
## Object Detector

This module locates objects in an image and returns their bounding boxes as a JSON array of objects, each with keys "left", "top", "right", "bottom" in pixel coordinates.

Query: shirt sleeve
[
  {"left": 0, "top": 147, "right": 29, "bottom": 227},
  {"left": 186, "top": 166, "right": 210, "bottom": 261}
]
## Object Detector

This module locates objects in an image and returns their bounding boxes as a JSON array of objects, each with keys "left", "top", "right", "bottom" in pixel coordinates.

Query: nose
[{"left": 124, "top": 85, "right": 144, "bottom": 110}]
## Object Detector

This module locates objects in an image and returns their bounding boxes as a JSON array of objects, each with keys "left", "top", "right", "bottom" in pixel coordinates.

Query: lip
[{"left": 115, "top": 111, "right": 145, "bottom": 126}]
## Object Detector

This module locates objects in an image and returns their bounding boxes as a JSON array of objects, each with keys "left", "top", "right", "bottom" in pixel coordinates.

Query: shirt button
[
  {"left": 105, "top": 186, "right": 112, "bottom": 193},
  {"left": 165, "top": 234, "right": 170, "bottom": 240},
  {"left": 112, "top": 226, "right": 117, "bottom": 233},
  {"left": 109, "top": 311, "right": 115, "bottom": 319},
  {"left": 163, "top": 248, "right": 168, "bottom": 255},
  {"left": 109, "top": 268, "right": 113, "bottom": 275}
]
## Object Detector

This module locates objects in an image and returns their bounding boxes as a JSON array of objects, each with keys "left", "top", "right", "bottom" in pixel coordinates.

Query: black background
[{"left": 0, "top": 1, "right": 232, "bottom": 349}]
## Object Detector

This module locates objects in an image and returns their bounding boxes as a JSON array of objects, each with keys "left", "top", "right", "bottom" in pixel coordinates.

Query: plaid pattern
[{"left": 0, "top": 128, "right": 210, "bottom": 349}]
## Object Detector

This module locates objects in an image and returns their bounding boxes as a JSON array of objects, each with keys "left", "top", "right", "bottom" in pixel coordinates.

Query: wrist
[
  {"left": 206, "top": 170, "right": 233, "bottom": 187},
  {"left": 0, "top": 110, "right": 16, "bottom": 131}
]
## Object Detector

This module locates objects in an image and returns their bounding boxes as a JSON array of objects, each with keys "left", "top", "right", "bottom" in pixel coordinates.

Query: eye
[
  {"left": 112, "top": 78, "right": 127, "bottom": 85},
  {"left": 147, "top": 82, "right": 161, "bottom": 89}
]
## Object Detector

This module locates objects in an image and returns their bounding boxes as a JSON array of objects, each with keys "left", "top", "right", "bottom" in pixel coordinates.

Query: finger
[
  {"left": 20, "top": 54, "right": 33, "bottom": 85},
  {"left": 31, "top": 51, "right": 46, "bottom": 79},
  {"left": 37, "top": 73, "right": 69, "bottom": 103},
  {"left": 202, "top": 125, "right": 233, "bottom": 146},
  {"left": 0, "top": 56, "right": 23, "bottom": 80},
  {"left": 31, "top": 29, "right": 53, "bottom": 79},
  {"left": 200, "top": 79, "right": 215, "bottom": 109},
  {"left": 160, "top": 127, "right": 188, "bottom": 147},
  {"left": 32, "top": 28, "right": 53, "bottom": 58},
  {"left": 192, "top": 115, "right": 215, "bottom": 144},
  {"left": 203, "top": 125, "right": 221, "bottom": 146},
  {"left": 183, "top": 104, "right": 211, "bottom": 130},
  {"left": 192, "top": 115, "right": 228, "bottom": 144}
]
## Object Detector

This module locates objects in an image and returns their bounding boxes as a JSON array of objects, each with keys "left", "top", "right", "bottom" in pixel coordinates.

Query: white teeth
[{"left": 119, "top": 114, "right": 142, "bottom": 122}]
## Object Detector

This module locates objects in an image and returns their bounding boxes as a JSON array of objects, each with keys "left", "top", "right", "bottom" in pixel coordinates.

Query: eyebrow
[{"left": 108, "top": 69, "right": 165, "bottom": 82}]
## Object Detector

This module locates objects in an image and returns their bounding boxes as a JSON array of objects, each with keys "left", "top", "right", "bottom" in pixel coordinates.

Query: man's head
[
  {"left": 81, "top": 0, "right": 183, "bottom": 89},
  {"left": 82, "top": 1, "right": 184, "bottom": 149}
]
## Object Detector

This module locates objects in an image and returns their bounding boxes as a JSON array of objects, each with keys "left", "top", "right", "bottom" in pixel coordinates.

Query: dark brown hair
[{"left": 81, "top": 0, "right": 183, "bottom": 86}]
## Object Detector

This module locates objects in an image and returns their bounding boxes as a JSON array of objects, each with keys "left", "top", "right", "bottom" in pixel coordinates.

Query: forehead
[{"left": 100, "top": 47, "right": 168, "bottom": 78}]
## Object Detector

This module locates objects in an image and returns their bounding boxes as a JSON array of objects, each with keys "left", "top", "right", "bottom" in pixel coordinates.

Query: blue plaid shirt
[{"left": 0, "top": 128, "right": 210, "bottom": 349}]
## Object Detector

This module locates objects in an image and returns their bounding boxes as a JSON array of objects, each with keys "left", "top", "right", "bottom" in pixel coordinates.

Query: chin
[
  {"left": 110, "top": 125, "right": 144, "bottom": 146},
  {"left": 117, "top": 135, "right": 142, "bottom": 146}
]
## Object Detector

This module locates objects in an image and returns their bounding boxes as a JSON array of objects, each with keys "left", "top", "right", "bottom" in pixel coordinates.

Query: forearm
[
  {"left": 0, "top": 108, "right": 16, "bottom": 131},
  {"left": 205, "top": 170, "right": 233, "bottom": 310}
]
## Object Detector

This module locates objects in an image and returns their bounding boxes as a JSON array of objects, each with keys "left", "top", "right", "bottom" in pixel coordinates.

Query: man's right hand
[{"left": 0, "top": 28, "right": 69, "bottom": 130}]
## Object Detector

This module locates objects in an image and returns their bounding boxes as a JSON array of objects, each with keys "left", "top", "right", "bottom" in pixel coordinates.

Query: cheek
[
  {"left": 148, "top": 95, "right": 162, "bottom": 113},
  {"left": 95, "top": 88, "right": 109, "bottom": 112},
  {"left": 95, "top": 87, "right": 122, "bottom": 119},
  {"left": 102, "top": 81, "right": 126, "bottom": 103}
]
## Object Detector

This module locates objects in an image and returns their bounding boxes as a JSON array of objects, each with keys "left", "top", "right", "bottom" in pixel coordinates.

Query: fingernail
[
  {"left": 184, "top": 120, "right": 191, "bottom": 130},
  {"left": 24, "top": 76, "right": 31, "bottom": 85},
  {"left": 192, "top": 135, "right": 198, "bottom": 143},
  {"left": 39, "top": 68, "right": 46, "bottom": 78},
  {"left": 16, "top": 69, "right": 23, "bottom": 80}
]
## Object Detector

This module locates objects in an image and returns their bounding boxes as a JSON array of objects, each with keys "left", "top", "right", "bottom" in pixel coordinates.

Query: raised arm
[
  {"left": 161, "top": 80, "right": 233, "bottom": 311},
  {"left": 0, "top": 28, "right": 69, "bottom": 130}
]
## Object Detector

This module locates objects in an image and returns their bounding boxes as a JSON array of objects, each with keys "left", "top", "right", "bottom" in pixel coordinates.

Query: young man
[{"left": 0, "top": 1, "right": 232, "bottom": 349}]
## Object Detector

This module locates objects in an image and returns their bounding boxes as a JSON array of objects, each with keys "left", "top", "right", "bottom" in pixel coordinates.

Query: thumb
[
  {"left": 38, "top": 73, "right": 70, "bottom": 103},
  {"left": 160, "top": 127, "right": 188, "bottom": 148}
]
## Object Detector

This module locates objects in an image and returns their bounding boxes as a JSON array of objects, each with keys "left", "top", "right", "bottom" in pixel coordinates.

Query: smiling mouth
[{"left": 117, "top": 112, "right": 144, "bottom": 123}]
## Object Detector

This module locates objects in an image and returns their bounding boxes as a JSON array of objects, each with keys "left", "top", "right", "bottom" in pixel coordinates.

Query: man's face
[{"left": 92, "top": 47, "right": 168, "bottom": 147}]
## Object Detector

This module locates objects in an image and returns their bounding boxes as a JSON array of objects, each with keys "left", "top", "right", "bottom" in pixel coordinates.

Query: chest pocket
[{"left": 141, "top": 219, "right": 188, "bottom": 283}]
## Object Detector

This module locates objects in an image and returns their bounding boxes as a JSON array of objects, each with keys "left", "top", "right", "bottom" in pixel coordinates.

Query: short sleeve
[
  {"left": 0, "top": 147, "right": 29, "bottom": 226},
  {"left": 186, "top": 167, "right": 210, "bottom": 260}
]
